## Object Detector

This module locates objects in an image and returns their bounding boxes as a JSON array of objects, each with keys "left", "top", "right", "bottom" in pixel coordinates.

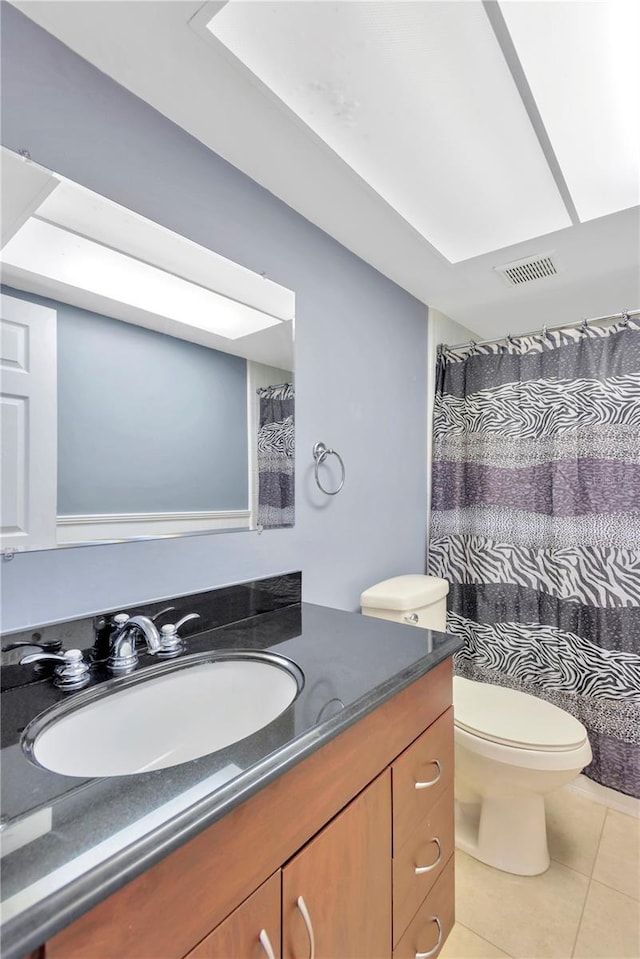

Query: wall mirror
[{"left": 0, "top": 147, "right": 295, "bottom": 552}]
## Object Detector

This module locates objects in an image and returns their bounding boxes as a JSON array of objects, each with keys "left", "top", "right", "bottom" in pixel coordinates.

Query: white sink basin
[{"left": 24, "top": 653, "right": 303, "bottom": 777}]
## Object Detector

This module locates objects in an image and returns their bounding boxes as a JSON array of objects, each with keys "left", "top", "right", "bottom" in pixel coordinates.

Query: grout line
[
  {"left": 451, "top": 921, "right": 515, "bottom": 958},
  {"left": 590, "top": 807, "right": 610, "bottom": 879},
  {"left": 570, "top": 877, "right": 592, "bottom": 959},
  {"left": 585, "top": 871, "right": 640, "bottom": 904},
  {"left": 569, "top": 808, "right": 609, "bottom": 957}
]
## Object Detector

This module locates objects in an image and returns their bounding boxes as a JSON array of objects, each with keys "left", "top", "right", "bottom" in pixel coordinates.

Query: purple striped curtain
[
  {"left": 428, "top": 318, "right": 640, "bottom": 798},
  {"left": 257, "top": 383, "right": 294, "bottom": 529}
]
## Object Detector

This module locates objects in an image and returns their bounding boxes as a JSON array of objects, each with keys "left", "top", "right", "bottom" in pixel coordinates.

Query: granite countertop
[{"left": 0, "top": 600, "right": 461, "bottom": 959}]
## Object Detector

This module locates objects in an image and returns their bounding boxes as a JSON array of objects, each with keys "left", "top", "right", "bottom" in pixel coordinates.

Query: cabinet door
[
  {"left": 187, "top": 872, "right": 281, "bottom": 959},
  {"left": 283, "top": 770, "right": 392, "bottom": 959}
]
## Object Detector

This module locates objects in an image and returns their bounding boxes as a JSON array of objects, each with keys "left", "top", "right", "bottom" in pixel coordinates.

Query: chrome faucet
[{"left": 108, "top": 614, "right": 161, "bottom": 674}]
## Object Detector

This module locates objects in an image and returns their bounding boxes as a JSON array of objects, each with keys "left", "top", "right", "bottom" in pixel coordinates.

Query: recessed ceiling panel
[
  {"left": 36, "top": 177, "right": 295, "bottom": 321},
  {"left": 1, "top": 219, "right": 280, "bottom": 340},
  {"left": 500, "top": 0, "right": 640, "bottom": 222},
  {"left": 206, "top": 0, "right": 572, "bottom": 262}
]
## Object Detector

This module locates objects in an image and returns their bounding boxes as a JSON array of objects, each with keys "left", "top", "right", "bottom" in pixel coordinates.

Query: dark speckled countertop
[{"left": 0, "top": 598, "right": 461, "bottom": 959}]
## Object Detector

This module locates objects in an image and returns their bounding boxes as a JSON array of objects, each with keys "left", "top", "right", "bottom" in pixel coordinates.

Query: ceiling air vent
[{"left": 494, "top": 252, "right": 561, "bottom": 288}]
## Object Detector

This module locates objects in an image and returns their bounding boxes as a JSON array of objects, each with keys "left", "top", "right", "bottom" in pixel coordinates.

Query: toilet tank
[{"left": 360, "top": 575, "right": 449, "bottom": 631}]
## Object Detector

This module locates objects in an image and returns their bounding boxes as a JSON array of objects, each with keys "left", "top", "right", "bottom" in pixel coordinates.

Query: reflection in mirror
[{"left": 0, "top": 148, "right": 295, "bottom": 552}]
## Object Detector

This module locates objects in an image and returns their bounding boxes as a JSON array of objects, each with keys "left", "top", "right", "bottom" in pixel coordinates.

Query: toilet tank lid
[
  {"left": 453, "top": 677, "right": 588, "bottom": 750},
  {"left": 360, "top": 575, "right": 449, "bottom": 611}
]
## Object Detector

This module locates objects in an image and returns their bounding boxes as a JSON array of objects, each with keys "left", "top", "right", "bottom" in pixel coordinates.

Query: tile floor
[{"left": 440, "top": 786, "right": 640, "bottom": 959}]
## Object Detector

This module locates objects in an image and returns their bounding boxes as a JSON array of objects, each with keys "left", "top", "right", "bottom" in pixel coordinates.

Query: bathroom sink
[{"left": 23, "top": 652, "right": 304, "bottom": 778}]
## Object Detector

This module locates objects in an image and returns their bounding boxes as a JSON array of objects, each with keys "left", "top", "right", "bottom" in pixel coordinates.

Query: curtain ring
[
  {"left": 313, "top": 442, "right": 345, "bottom": 496},
  {"left": 580, "top": 318, "right": 589, "bottom": 334},
  {"left": 621, "top": 310, "right": 630, "bottom": 327}
]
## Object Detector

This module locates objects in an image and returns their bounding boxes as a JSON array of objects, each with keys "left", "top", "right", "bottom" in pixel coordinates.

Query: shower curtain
[
  {"left": 256, "top": 383, "right": 294, "bottom": 529},
  {"left": 428, "top": 318, "right": 640, "bottom": 798}
]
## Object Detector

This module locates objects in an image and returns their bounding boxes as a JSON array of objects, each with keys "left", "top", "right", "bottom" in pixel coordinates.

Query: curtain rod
[{"left": 441, "top": 307, "right": 640, "bottom": 352}]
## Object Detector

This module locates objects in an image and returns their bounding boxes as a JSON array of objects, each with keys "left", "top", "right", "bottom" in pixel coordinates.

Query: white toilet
[{"left": 360, "top": 574, "right": 592, "bottom": 877}]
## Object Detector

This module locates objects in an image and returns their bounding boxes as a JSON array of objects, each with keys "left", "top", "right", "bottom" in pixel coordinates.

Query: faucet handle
[
  {"left": 158, "top": 613, "right": 201, "bottom": 658},
  {"left": 174, "top": 613, "right": 201, "bottom": 632},
  {"left": 150, "top": 606, "right": 176, "bottom": 623},
  {"left": 20, "top": 649, "right": 90, "bottom": 690},
  {"left": 2, "top": 638, "right": 64, "bottom": 653}
]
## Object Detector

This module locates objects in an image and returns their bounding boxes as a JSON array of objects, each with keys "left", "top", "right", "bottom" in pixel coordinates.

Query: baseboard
[{"left": 566, "top": 774, "right": 640, "bottom": 818}]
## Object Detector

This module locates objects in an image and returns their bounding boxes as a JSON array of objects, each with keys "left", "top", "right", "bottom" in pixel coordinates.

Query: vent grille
[{"left": 495, "top": 253, "right": 559, "bottom": 287}]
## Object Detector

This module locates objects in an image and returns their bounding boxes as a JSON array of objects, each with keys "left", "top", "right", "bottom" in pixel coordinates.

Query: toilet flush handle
[
  {"left": 414, "top": 759, "right": 442, "bottom": 790},
  {"left": 404, "top": 613, "right": 419, "bottom": 624}
]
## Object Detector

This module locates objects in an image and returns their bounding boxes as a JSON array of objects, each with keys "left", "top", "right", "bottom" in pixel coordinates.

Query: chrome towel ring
[{"left": 313, "top": 442, "right": 345, "bottom": 496}]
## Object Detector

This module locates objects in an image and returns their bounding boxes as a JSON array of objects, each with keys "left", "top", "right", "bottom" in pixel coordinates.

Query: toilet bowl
[
  {"left": 360, "top": 575, "right": 593, "bottom": 877},
  {"left": 453, "top": 676, "right": 592, "bottom": 875}
]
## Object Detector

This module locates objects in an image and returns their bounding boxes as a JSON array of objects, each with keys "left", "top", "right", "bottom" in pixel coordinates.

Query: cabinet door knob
[
  {"left": 297, "top": 895, "right": 315, "bottom": 959},
  {"left": 415, "top": 916, "right": 443, "bottom": 959},
  {"left": 259, "top": 928, "right": 276, "bottom": 959},
  {"left": 414, "top": 759, "right": 442, "bottom": 789},
  {"left": 414, "top": 837, "right": 442, "bottom": 875}
]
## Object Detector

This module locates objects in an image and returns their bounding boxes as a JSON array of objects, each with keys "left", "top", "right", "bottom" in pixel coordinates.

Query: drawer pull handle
[
  {"left": 415, "top": 837, "right": 442, "bottom": 875},
  {"left": 297, "top": 895, "right": 315, "bottom": 959},
  {"left": 415, "top": 759, "right": 442, "bottom": 789},
  {"left": 259, "top": 929, "right": 276, "bottom": 959},
  {"left": 415, "top": 916, "right": 443, "bottom": 959}
]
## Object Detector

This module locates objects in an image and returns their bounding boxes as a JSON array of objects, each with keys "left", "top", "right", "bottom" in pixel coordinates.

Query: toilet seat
[{"left": 453, "top": 676, "right": 588, "bottom": 751}]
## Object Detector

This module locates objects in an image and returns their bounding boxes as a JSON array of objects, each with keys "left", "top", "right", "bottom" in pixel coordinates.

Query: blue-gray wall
[
  {"left": 3, "top": 285, "right": 249, "bottom": 514},
  {"left": 0, "top": 4, "right": 429, "bottom": 630}
]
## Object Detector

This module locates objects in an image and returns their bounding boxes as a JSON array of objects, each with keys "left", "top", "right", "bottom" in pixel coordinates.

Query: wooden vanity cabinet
[
  {"left": 187, "top": 873, "right": 281, "bottom": 959},
  {"left": 188, "top": 773, "right": 392, "bottom": 959},
  {"left": 44, "top": 658, "right": 454, "bottom": 959}
]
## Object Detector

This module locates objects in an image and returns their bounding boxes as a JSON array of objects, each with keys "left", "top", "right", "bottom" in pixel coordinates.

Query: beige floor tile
[
  {"left": 592, "top": 809, "right": 640, "bottom": 901},
  {"left": 573, "top": 880, "right": 640, "bottom": 958},
  {"left": 546, "top": 788, "right": 607, "bottom": 877},
  {"left": 455, "top": 849, "right": 589, "bottom": 959},
  {"left": 440, "top": 923, "right": 512, "bottom": 958}
]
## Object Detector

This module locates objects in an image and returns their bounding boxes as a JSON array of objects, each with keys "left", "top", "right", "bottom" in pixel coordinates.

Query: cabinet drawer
[
  {"left": 392, "top": 858, "right": 454, "bottom": 959},
  {"left": 187, "top": 872, "right": 281, "bottom": 959},
  {"left": 393, "top": 787, "right": 454, "bottom": 945},
  {"left": 392, "top": 708, "right": 453, "bottom": 853}
]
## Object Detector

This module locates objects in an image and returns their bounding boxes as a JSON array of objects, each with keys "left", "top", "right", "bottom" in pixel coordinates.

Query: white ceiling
[
  {"left": 205, "top": 1, "right": 574, "bottom": 263},
  {"left": 11, "top": 0, "right": 640, "bottom": 341},
  {"left": 1, "top": 148, "right": 295, "bottom": 367}
]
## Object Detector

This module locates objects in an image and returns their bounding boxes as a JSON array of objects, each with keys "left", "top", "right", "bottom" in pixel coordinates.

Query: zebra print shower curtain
[
  {"left": 428, "top": 317, "right": 640, "bottom": 798},
  {"left": 257, "top": 383, "right": 294, "bottom": 529}
]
